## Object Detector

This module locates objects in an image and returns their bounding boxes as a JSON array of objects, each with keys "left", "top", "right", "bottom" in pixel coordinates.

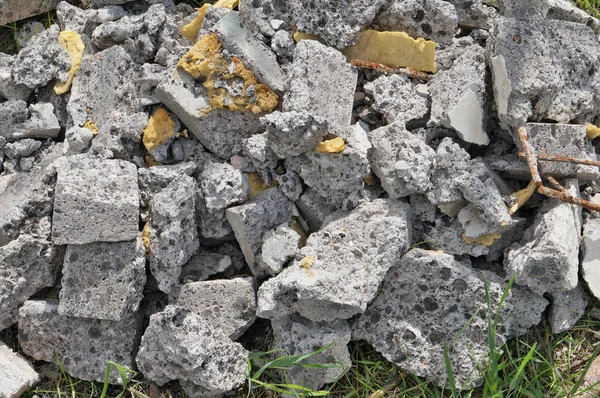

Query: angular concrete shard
[
  {"left": 59, "top": 238, "right": 146, "bottom": 321},
  {"left": 353, "top": 249, "right": 547, "bottom": 390},
  {"left": 448, "top": 89, "right": 487, "bottom": 145},
  {"left": 505, "top": 179, "right": 582, "bottom": 294},
  {"left": 257, "top": 199, "right": 412, "bottom": 322},
  {"left": 363, "top": 74, "right": 429, "bottom": 125},
  {"left": 371, "top": 122, "right": 435, "bottom": 198},
  {"left": 174, "top": 277, "right": 256, "bottom": 340},
  {"left": 200, "top": 161, "right": 249, "bottom": 211},
  {"left": 446, "top": 0, "right": 498, "bottom": 29},
  {"left": 487, "top": 17, "right": 600, "bottom": 126},
  {"left": 0, "top": 235, "right": 63, "bottom": 330},
  {"left": 19, "top": 300, "right": 143, "bottom": 384},
  {"left": 149, "top": 175, "right": 199, "bottom": 295},
  {"left": 490, "top": 55, "right": 511, "bottom": 117},
  {"left": 196, "top": 189, "right": 234, "bottom": 241},
  {"left": 549, "top": 284, "right": 590, "bottom": 334},
  {"left": 0, "top": 341, "right": 39, "bottom": 398},
  {"left": 51, "top": 155, "right": 139, "bottom": 245},
  {"left": 271, "top": 315, "right": 351, "bottom": 390},
  {"left": 284, "top": 40, "right": 357, "bottom": 138},
  {"left": 136, "top": 306, "right": 248, "bottom": 395},
  {"left": 582, "top": 217, "right": 600, "bottom": 300},
  {"left": 226, "top": 188, "right": 293, "bottom": 275}
]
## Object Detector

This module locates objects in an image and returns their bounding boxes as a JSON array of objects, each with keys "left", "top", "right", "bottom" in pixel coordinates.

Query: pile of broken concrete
[{"left": 2, "top": 0, "right": 600, "bottom": 396}]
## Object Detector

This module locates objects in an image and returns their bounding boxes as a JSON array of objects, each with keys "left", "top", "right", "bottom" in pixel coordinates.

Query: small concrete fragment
[
  {"left": 258, "top": 199, "right": 412, "bottom": 322},
  {"left": 226, "top": 188, "right": 293, "bottom": 275},
  {"left": 423, "top": 216, "right": 489, "bottom": 257},
  {"left": 364, "top": 74, "right": 429, "bottom": 125},
  {"left": 582, "top": 217, "right": 600, "bottom": 300},
  {"left": 136, "top": 306, "right": 248, "bottom": 395},
  {"left": 59, "top": 238, "right": 146, "bottom": 321},
  {"left": 0, "top": 341, "right": 39, "bottom": 398},
  {"left": 549, "top": 284, "right": 590, "bottom": 334},
  {"left": 238, "top": 0, "right": 291, "bottom": 37},
  {"left": 51, "top": 155, "right": 139, "bottom": 245},
  {"left": 174, "top": 277, "right": 256, "bottom": 340},
  {"left": 4, "top": 139, "right": 42, "bottom": 160},
  {"left": 505, "top": 179, "right": 582, "bottom": 294},
  {"left": 149, "top": 175, "right": 199, "bottom": 294},
  {"left": 200, "top": 162, "right": 248, "bottom": 211},
  {"left": 196, "top": 188, "right": 234, "bottom": 241},
  {"left": 353, "top": 249, "right": 548, "bottom": 390},
  {"left": 371, "top": 121, "right": 435, "bottom": 198},
  {"left": 426, "top": 138, "right": 469, "bottom": 215},
  {"left": 259, "top": 224, "right": 301, "bottom": 275},
  {"left": 271, "top": 315, "right": 351, "bottom": 390},
  {"left": 19, "top": 300, "right": 142, "bottom": 384}
]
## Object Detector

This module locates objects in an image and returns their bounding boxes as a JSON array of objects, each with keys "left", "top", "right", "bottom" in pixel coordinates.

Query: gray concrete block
[
  {"left": 446, "top": 0, "right": 497, "bottom": 29},
  {"left": 257, "top": 199, "right": 412, "bottom": 322},
  {"left": 581, "top": 217, "right": 600, "bottom": 300},
  {"left": 0, "top": 235, "right": 63, "bottom": 330},
  {"left": 283, "top": 40, "right": 357, "bottom": 138},
  {"left": 211, "top": 11, "right": 285, "bottom": 93},
  {"left": 371, "top": 122, "right": 435, "bottom": 198},
  {"left": 18, "top": 299, "right": 143, "bottom": 384},
  {"left": 549, "top": 284, "right": 590, "bottom": 334},
  {"left": 58, "top": 238, "right": 146, "bottom": 321},
  {"left": 149, "top": 175, "right": 199, "bottom": 294},
  {"left": 0, "top": 341, "right": 39, "bottom": 398},
  {"left": 51, "top": 155, "right": 139, "bottom": 245},
  {"left": 352, "top": 249, "right": 547, "bottom": 390},
  {"left": 174, "top": 277, "right": 256, "bottom": 340},
  {"left": 242, "top": 132, "right": 278, "bottom": 169},
  {"left": 259, "top": 224, "right": 300, "bottom": 275},
  {"left": 272, "top": 169, "right": 303, "bottom": 201},
  {"left": 505, "top": 179, "right": 582, "bottom": 294},
  {"left": 136, "top": 306, "right": 248, "bottom": 395},
  {"left": 200, "top": 162, "right": 249, "bottom": 211},
  {"left": 271, "top": 315, "right": 351, "bottom": 390},
  {"left": 364, "top": 74, "right": 429, "bottom": 125},
  {"left": 179, "top": 250, "right": 233, "bottom": 283},
  {"left": 226, "top": 188, "right": 293, "bottom": 275},
  {"left": 262, "top": 111, "right": 329, "bottom": 159}
]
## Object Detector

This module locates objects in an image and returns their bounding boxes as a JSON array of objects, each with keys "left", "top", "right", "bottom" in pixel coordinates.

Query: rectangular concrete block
[{"left": 0, "top": 341, "right": 39, "bottom": 398}]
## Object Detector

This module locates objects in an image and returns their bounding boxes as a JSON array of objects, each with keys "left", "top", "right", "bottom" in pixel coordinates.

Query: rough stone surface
[
  {"left": 259, "top": 224, "right": 300, "bottom": 275},
  {"left": 371, "top": 122, "right": 435, "bottom": 198},
  {"left": 174, "top": 277, "right": 256, "bottom": 340},
  {"left": 136, "top": 306, "right": 248, "bottom": 395},
  {"left": 271, "top": 315, "right": 352, "bottom": 390},
  {"left": 0, "top": 0, "right": 60, "bottom": 25},
  {"left": 4, "top": 139, "right": 41, "bottom": 160},
  {"left": 582, "top": 217, "right": 600, "bottom": 300},
  {"left": 353, "top": 249, "right": 548, "bottom": 390},
  {"left": 51, "top": 155, "right": 139, "bottom": 245},
  {"left": 0, "top": 235, "right": 63, "bottom": 330},
  {"left": 200, "top": 162, "right": 248, "bottom": 211},
  {"left": 364, "top": 74, "right": 429, "bottom": 125},
  {"left": 149, "top": 175, "right": 199, "bottom": 294},
  {"left": 196, "top": 188, "right": 234, "bottom": 241},
  {"left": 505, "top": 179, "right": 582, "bottom": 294},
  {"left": 19, "top": 300, "right": 142, "bottom": 384},
  {"left": 549, "top": 284, "right": 590, "bottom": 334},
  {"left": 423, "top": 216, "right": 489, "bottom": 257},
  {"left": 226, "top": 188, "right": 292, "bottom": 275},
  {"left": 58, "top": 238, "right": 146, "bottom": 321},
  {"left": 258, "top": 199, "right": 412, "bottom": 322},
  {"left": 426, "top": 137, "right": 469, "bottom": 214},
  {"left": 0, "top": 341, "right": 39, "bottom": 398}
]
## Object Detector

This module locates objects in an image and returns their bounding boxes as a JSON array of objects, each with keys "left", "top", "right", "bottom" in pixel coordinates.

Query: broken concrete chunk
[
  {"left": 142, "top": 108, "right": 179, "bottom": 163},
  {"left": 200, "top": 162, "right": 249, "bottom": 211},
  {"left": 353, "top": 249, "right": 547, "bottom": 390},
  {"left": 284, "top": 40, "right": 357, "bottom": 138},
  {"left": 258, "top": 199, "right": 412, "bottom": 322},
  {"left": 423, "top": 215, "right": 489, "bottom": 257},
  {"left": 371, "top": 122, "right": 435, "bottom": 198},
  {"left": 549, "top": 284, "right": 590, "bottom": 334},
  {"left": 136, "top": 306, "right": 248, "bottom": 394},
  {"left": 12, "top": 25, "right": 70, "bottom": 89},
  {"left": 581, "top": 217, "right": 600, "bottom": 300},
  {"left": 19, "top": 300, "right": 142, "bottom": 384},
  {"left": 364, "top": 74, "right": 429, "bottom": 125},
  {"left": 174, "top": 277, "right": 256, "bottom": 340},
  {"left": 58, "top": 238, "right": 146, "bottom": 321},
  {"left": 373, "top": 0, "right": 458, "bottom": 44},
  {"left": 446, "top": 0, "right": 498, "bottom": 29},
  {"left": 259, "top": 224, "right": 301, "bottom": 275},
  {"left": 0, "top": 0, "right": 61, "bottom": 25},
  {"left": 149, "top": 175, "right": 199, "bottom": 294},
  {"left": 505, "top": 179, "right": 582, "bottom": 294},
  {"left": 226, "top": 188, "right": 293, "bottom": 276},
  {"left": 51, "top": 155, "right": 139, "bottom": 245},
  {"left": 0, "top": 341, "right": 39, "bottom": 398},
  {"left": 242, "top": 132, "right": 278, "bottom": 169},
  {"left": 179, "top": 250, "right": 233, "bottom": 283},
  {"left": 271, "top": 315, "right": 351, "bottom": 390},
  {"left": 0, "top": 235, "right": 63, "bottom": 330},
  {"left": 262, "top": 111, "right": 329, "bottom": 159}
]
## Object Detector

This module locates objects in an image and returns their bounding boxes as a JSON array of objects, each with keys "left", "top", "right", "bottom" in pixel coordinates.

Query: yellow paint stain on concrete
[
  {"left": 83, "top": 120, "right": 99, "bottom": 135},
  {"left": 142, "top": 221, "right": 151, "bottom": 259},
  {"left": 315, "top": 136, "right": 346, "bottom": 153},
  {"left": 587, "top": 123, "right": 600, "bottom": 140},
  {"left": 143, "top": 108, "right": 176, "bottom": 151},
  {"left": 342, "top": 30, "right": 437, "bottom": 73},
  {"left": 508, "top": 180, "right": 537, "bottom": 215},
  {"left": 299, "top": 255, "right": 315, "bottom": 277},
  {"left": 55, "top": 30, "right": 84, "bottom": 95},
  {"left": 178, "top": 33, "right": 278, "bottom": 116},
  {"left": 462, "top": 233, "right": 502, "bottom": 247},
  {"left": 245, "top": 172, "right": 278, "bottom": 199}
]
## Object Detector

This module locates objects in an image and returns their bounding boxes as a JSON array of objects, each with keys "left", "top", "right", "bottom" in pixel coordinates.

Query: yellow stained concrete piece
[
  {"left": 142, "top": 221, "right": 151, "bottom": 258},
  {"left": 508, "top": 180, "right": 537, "bottom": 215},
  {"left": 55, "top": 30, "right": 84, "bottom": 95},
  {"left": 143, "top": 108, "right": 176, "bottom": 151},
  {"left": 178, "top": 33, "right": 278, "bottom": 116},
  {"left": 342, "top": 30, "right": 437, "bottom": 73},
  {"left": 83, "top": 120, "right": 99, "bottom": 135},
  {"left": 462, "top": 233, "right": 502, "bottom": 247},
  {"left": 299, "top": 255, "right": 315, "bottom": 277},
  {"left": 315, "top": 136, "right": 346, "bottom": 153},
  {"left": 587, "top": 123, "right": 600, "bottom": 140},
  {"left": 245, "top": 172, "right": 278, "bottom": 199}
]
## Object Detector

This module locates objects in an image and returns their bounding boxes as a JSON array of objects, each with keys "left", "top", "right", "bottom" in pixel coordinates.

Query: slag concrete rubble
[{"left": 2, "top": 0, "right": 600, "bottom": 395}]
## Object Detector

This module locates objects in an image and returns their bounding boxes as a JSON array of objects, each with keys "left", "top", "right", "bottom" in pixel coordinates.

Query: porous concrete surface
[{"left": 0, "top": 341, "right": 39, "bottom": 398}]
